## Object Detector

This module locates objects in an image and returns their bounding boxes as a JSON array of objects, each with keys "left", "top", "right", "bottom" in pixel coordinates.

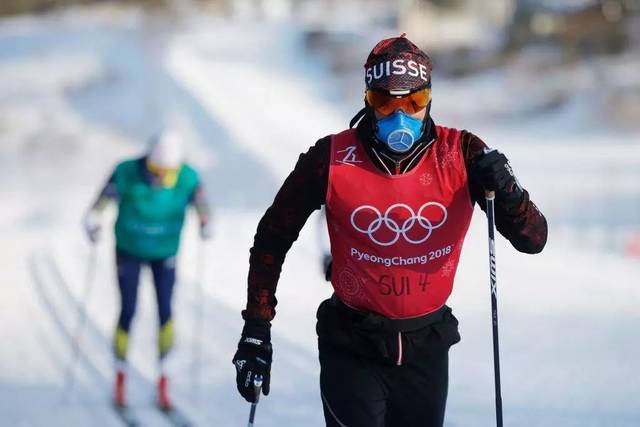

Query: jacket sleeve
[
  {"left": 189, "top": 180, "right": 211, "bottom": 225},
  {"left": 88, "top": 169, "right": 118, "bottom": 212},
  {"left": 461, "top": 131, "right": 548, "bottom": 254},
  {"left": 243, "top": 136, "right": 331, "bottom": 321}
]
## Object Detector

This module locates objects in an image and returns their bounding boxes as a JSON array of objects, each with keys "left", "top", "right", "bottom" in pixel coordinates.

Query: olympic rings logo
[{"left": 350, "top": 202, "right": 447, "bottom": 246}]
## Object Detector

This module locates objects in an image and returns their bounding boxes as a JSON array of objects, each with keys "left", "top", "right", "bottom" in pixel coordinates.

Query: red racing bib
[{"left": 326, "top": 127, "right": 474, "bottom": 319}]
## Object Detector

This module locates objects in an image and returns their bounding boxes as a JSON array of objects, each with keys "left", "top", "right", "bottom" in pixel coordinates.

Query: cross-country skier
[
  {"left": 84, "top": 128, "right": 211, "bottom": 409},
  {"left": 232, "top": 34, "right": 548, "bottom": 426}
]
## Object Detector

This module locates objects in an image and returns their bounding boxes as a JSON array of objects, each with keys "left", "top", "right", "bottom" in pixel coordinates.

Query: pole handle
[{"left": 485, "top": 190, "right": 495, "bottom": 200}]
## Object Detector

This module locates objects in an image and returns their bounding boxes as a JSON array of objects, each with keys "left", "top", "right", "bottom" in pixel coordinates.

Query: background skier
[
  {"left": 232, "top": 34, "right": 547, "bottom": 426},
  {"left": 84, "top": 128, "right": 211, "bottom": 409}
]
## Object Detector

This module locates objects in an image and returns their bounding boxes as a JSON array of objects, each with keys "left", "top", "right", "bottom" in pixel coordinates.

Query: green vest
[{"left": 113, "top": 159, "right": 199, "bottom": 260}]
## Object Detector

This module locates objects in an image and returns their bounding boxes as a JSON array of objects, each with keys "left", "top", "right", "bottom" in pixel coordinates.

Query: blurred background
[{"left": 0, "top": 0, "right": 639, "bottom": 426}]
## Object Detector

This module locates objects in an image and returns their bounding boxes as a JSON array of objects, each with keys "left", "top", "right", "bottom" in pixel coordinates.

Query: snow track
[
  {"left": 28, "top": 250, "right": 192, "bottom": 426},
  {"left": 27, "top": 252, "right": 108, "bottom": 391}
]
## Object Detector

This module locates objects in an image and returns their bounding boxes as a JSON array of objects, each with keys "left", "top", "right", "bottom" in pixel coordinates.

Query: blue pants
[{"left": 116, "top": 249, "right": 176, "bottom": 332}]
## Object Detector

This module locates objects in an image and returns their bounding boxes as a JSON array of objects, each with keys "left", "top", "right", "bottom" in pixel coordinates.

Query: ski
[
  {"left": 158, "top": 405, "right": 194, "bottom": 427},
  {"left": 113, "top": 403, "right": 141, "bottom": 427}
]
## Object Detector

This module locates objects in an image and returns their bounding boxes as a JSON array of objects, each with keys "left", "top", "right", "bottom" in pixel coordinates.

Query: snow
[{"left": 1, "top": 4, "right": 639, "bottom": 426}]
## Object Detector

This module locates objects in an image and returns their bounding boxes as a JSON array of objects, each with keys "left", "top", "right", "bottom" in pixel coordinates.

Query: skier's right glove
[
  {"left": 232, "top": 320, "right": 272, "bottom": 403},
  {"left": 83, "top": 210, "right": 101, "bottom": 244}
]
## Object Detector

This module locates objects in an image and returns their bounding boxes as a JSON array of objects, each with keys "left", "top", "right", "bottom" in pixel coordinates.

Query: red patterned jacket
[{"left": 243, "top": 115, "right": 547, "bottom": 321}]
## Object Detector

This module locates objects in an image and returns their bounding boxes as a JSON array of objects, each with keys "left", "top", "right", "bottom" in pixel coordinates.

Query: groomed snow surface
[{"left": 1, "top": 6, "right": 639, "bottom": 427}]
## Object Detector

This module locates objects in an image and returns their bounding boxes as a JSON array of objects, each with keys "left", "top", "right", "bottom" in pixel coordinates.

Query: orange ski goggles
[{"left": 366, "top": 87, "right": 431, "bottom": 116}]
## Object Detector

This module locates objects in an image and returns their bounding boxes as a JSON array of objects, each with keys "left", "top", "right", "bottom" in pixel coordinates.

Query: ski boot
[
  {"left": 157, "top": 321, "right": 174, "bottom": 410},
  {"left": 114, "top": 370, "right": 127, "bottom": 407},
  {"left": 157, "top": 375, "right": 172, "bottom": 410}
]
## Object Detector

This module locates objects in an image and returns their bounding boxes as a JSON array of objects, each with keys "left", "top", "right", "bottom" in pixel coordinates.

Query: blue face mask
[{"left": 375, "top": 111, "right": 424, "bottom": 153}]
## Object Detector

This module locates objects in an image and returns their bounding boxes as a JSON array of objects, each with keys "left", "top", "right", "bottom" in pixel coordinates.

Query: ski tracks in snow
[{"left": 27, "top": 249, "right": 196, "bottom": 427}]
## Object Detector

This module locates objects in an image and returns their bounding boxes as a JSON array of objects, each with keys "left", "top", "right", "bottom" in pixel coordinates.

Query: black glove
[
  {"left": 322, "top": 253, "right": 332, "bottom": 282},
  {"left": 232, "top": 320, "right": 272, "bottom": 403},
  {"left": 471, "top": 148, "right": 523, "bottom": 198}
]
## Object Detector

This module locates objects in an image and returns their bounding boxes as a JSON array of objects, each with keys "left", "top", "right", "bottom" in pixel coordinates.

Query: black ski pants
[{"left": 316, "top": 296, "right": 461, "bottom": 427}]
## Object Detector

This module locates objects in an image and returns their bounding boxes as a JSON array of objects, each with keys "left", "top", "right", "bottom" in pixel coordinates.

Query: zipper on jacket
[{"left": 396, "top": 332, "right": 403, "bottom": 366}]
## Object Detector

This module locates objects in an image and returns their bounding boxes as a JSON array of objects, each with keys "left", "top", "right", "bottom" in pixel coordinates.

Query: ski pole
[
  {"left": 191, "top": 238, "right": 206, "bottom": 400},
  {"left": 485, "top": 191, "right": 503, "bottom": 427},
  {"left": 247, "top": 375, "right": 263, "bottom": 427},
  {"left": 62, "top": 243, "right": 98, "bottom": 402}
]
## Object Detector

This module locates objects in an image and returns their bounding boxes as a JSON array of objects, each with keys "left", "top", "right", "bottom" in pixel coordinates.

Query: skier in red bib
[{"left": 232, "top": 35, "right": 548, "bottom": 426}]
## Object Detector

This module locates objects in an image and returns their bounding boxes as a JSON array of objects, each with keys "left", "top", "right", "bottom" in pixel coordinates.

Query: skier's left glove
[
  {"left": 232, "top": 320, "right": 272, "bottom": 403},
  {"left": 199, "top": 222, "right": 212, "bottom": 240},
  {"left": 198, "top": 214, "right": 213, "bottom": 240},
  {"left": 471, "top": 148, "right": 523, "bottom": 200}
]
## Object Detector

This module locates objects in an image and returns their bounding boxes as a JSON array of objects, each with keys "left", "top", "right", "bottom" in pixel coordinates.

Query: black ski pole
[
  {"left": 485, "top": 191, "right": 503, "bottom": 427},
  {"left": 247, "top": 375, "right": 263, "bottom": 427}
]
